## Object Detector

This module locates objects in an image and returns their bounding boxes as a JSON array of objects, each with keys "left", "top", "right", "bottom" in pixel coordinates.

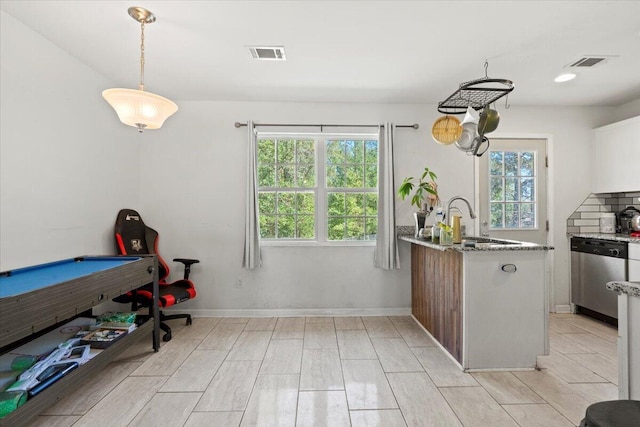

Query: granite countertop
[
  {"left": 399, "top": 235, "right": 554, "bottom": 252},
  {"left": 569, "top": 233, "right": 640, "bottom": 243},
  {"left": 607, "top": 281, "right": 640, "bottom": 298}
]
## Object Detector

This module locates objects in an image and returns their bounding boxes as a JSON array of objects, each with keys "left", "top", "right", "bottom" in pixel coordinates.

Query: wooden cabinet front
[{"left": 411, "top": 244, "right": 462, "bottom": 362}]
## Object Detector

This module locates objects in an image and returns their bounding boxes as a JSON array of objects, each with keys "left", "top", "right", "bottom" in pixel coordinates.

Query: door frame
[{"left": 474, "top": 132, "right": 556, "bottom": 314}]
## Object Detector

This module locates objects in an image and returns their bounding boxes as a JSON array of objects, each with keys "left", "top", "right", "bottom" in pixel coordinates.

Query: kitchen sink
[{"left": 462, "top": 236, "right": 525, "bottom": 247}]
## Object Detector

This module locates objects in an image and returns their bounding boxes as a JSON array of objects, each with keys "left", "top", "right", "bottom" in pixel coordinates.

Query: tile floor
[{"left": 29, "top": 313, "right": 619, "bottom": 427}]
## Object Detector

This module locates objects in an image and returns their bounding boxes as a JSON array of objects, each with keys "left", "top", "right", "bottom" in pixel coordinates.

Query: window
[
  {"left": 257, "top": 134, "right": 378, "bottom": 244},
  {"left": 489, "top": 150, "right": 537, "bottom": 229}
]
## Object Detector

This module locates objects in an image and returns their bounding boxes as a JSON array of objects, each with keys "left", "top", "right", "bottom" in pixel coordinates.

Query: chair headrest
[{"left": 115, "top": 209, "right": 151, "bottom": 255}]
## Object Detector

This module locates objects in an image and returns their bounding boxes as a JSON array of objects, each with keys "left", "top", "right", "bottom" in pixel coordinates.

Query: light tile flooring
[{"left": 29, "top": 313, "right": 618, "bottom": 427}]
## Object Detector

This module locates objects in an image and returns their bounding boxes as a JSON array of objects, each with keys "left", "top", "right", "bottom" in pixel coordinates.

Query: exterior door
[{"left": 478, "top": 138, "right": 548, "bottom": 244}]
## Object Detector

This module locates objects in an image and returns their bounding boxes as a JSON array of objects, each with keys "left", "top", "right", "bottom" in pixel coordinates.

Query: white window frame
[{"left": 257, "top": 132, "right": 378, "bottom": 247}]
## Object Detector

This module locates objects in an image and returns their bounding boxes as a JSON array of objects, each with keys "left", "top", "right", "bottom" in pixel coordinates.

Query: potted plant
[{"left": 398, "top": 167, "right": 440, "bottom": 237}]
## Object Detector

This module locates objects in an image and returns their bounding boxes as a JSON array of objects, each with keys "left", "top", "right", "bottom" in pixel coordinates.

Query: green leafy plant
[
  {"left": 397, "top": 167, "right": 439, "bottom": 211},
  {"left": 437, "top": 221, "right": 452, "bottom": 232}
]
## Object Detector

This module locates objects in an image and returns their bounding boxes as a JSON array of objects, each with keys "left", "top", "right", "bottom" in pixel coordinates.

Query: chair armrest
[{"left": 173, "top": 258, "right": 200, "bottom": 280}]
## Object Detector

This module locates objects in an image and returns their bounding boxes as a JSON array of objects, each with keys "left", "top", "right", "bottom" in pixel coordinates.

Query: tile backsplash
[{"left": 567, "top": 191, "right": 640, "bottom": 234}]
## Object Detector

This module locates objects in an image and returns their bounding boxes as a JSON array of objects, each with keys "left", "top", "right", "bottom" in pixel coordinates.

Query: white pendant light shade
[
  {"left": 102, "top": 88, "right": 178, "bottom": 130},
  {"left": 103, "top": 7, "right": 177, "bottom": 132}
]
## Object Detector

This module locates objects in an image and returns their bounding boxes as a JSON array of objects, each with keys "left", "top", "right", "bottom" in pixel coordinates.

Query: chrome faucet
[{"left": 446, "top": 196, "right": 477, "bottom": 225}]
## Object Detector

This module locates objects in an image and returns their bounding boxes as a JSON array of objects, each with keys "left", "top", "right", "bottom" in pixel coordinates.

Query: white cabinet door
[
  {"left": 463, "top": 250, "right": 547, "bottom": 370},
  {"left": 630, "top": 243, "right": 640, "bottom": 281},
  {"left": 594, "top": 116, "right": 640, "bottom": 194}
]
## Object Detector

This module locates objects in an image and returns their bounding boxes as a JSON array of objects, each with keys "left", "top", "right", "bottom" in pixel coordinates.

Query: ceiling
[{"left": 2, "top": 1, "right": 640, "bottom": 107}]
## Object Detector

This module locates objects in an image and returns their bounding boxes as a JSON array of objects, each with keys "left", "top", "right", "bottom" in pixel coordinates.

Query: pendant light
[{"left": 102, "top": 7, "right": 178, "bottom": 132}]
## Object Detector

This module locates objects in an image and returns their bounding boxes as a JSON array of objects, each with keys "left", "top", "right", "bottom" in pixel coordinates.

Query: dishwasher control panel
[{"left": 570, "top": 237, "right": 628, "bottom": 259}]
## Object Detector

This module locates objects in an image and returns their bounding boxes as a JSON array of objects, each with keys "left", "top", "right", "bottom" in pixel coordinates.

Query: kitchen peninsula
[{"left": 400, "top": 235, "right": 553, "bottom": 371}]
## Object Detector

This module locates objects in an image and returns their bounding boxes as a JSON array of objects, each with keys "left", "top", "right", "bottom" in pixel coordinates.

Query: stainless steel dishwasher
[{"left": 571, "top": 237, "right": 628, "bottom": 323}]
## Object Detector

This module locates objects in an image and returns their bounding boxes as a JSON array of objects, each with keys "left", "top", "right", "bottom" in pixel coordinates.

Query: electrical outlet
[{"left": 235, "top": 279, "right": 243, "bottom": 288}]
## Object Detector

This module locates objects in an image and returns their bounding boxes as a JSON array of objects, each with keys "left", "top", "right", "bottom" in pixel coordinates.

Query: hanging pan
[{"left": 431, "top": 115, "right": 462, "bottom": 145}]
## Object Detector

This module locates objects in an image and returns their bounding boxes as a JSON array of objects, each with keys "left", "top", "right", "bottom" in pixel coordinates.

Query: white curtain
[
  {"left": 243, "top": 121, "right": 262, "bottom": 269},
  {"left": 374, "top": 123, "right": 400, "bottom": 269}
]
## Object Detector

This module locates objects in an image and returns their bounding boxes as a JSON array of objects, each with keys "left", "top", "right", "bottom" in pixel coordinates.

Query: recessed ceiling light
[{"left": 554, "top": 73, "right": 576, "bottom": 83}]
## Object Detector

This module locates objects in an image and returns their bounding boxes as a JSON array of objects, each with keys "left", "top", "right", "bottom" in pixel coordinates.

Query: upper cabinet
[{"left": 594, "top": 116, "right": 640, "bottom": 194}]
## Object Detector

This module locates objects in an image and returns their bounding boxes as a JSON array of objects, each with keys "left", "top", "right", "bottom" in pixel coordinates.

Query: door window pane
[
  {"left": 521, "top": 178, "right": 535, "bottom": 202},
  {"left": 491, "top": 203, "right": 504, "bottom": 228},
  {"left": 505, "top": 203, "right": 519, "bottom": 228},
  {"left": 490, "top": 151, "right": 503, "bottom": 176},
  {"left": 520, "top": 152, "right": 534, "bottom": 176},
  {"left": 491, "top": 177, "right": 504, "bottom": 201}
]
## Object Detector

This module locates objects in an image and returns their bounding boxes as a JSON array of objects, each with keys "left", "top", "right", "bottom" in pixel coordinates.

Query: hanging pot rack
[{"left": 437, "top": 77, "right": 514, "bottom": 115}]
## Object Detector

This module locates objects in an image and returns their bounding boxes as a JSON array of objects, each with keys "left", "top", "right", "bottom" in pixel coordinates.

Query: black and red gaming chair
[{"left": 114, "top": 208, "right": 199, "bottom": 342}]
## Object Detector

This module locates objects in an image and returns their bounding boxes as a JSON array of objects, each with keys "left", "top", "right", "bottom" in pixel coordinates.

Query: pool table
[
  {"left": 0, "top": 256, "right": 159, "bottom": 351},
  {"left": 0, "top": 256, "right": 159, "bottom": 425}
]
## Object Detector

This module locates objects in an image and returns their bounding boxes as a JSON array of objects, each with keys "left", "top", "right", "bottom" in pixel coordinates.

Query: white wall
[{"left": 0, "top": 11, "right": 139, "bottom": 269}]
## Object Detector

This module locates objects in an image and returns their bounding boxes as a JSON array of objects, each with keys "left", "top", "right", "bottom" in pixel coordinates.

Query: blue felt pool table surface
[{"left": 0, "top": 256, "right": 142, "bottom": 298}]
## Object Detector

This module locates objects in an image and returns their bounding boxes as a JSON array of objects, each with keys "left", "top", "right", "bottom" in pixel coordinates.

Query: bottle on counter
[
  {"left": 432, "top": 207, "right": 444, "bottom": 243},
  {"left": 452, "top": 215, "right": 462, "bottom": 244}
]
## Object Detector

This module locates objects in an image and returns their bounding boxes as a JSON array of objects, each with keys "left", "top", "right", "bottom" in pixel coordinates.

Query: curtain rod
[{"left": 234, "top": 122, "right": 419, "bottom": 130}]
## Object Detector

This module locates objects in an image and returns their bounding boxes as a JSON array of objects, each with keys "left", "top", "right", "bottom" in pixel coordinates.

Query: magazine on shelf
[
  {"left": 90, "top": 321, "right": 137, "bottom": 333},
  {"left": 79, "top": 328, "right": 128, "bottom": 349}
]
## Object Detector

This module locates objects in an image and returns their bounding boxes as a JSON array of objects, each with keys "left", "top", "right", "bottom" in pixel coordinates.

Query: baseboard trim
[
  {"left": 162, "top": 307, "right": 412, "bottom": 317},
  {"left": 554, "top": 304, "right": 572, "bottom": 313}
]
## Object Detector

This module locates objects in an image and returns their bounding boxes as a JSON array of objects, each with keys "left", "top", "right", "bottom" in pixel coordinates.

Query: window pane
[
  {"left": 345, "top": 217, "right": 365, "bottom": 240},
  {"left": 521, "top": 178, "right": 535, "bottom": 202},
  {"left": 326, "top": 140, "right": 345, "bottom": 164},
  {"left": 490, "top": 151, "right": 503, "bottom": 176},
  {"left": 277, "top": 192, "right": 296, "bottom": 214},
  {"left": 365, "top": 194, "right": 378, "bottom": 216},
  {"left": 328, "top": 192, "right": 345, "bottom": 216},
  {"left": 297, "top": 165, "right": 315, "bottom": 187},
  {"left": 365, "top": 165, "right": 377, "bottom": 188},
  {"left": 328, "top": 217, "right": 345, "bottom": 240},
  {"left": 258, "top": 192, "right": 276, "bottom": 213},
  {"left": 258, "top": 139, "right": 275, "bottom": 163},
  {"left": 345, "top": 193, "right": 364, "bottom": 216},
  {"left": 365, "top": 218, "right": 377, "bottom": 240},
  {"left": 520, "top": 152, "right": 534, "bottom": 176},
  {"left": 491, "top": 203, "right": 504, "bottom": 228},
  {"left": 504, "top": 152, "right": 518, "bottom": 176},
  {"left": 521, "top": 203, "right": 535, "bottom": 229},
  {"left": 277, "top": 139, "right": 294, "bottom": 163},
  {"left": 505, "top": 203, "right": 519, "bottom": 228},
  {"left": 365, "top": 140, "right": 378, "bottom": 164},
  {"left": 297, "top": 139, "right": 315, "bottom": 164},
  {"left": 258, "top": 165, "right": 275, "bottom": 187},
  {"left": 259, "top": 215, "right": 276, "bottom": 238},
  {"left": 345, "top": 165, "right": 364, "bottom": 188},
  {"left": 297, "top": 215, "right": 315, "bottom": 239},
  {"left": 297, "top": 192, "right": 315, "bottom": 214},
  {"left": 326, "top": 165, "right": 345, "bottom": 188},
  {"left": 345, "top": 140, "right": 364, "bottom": 163},
  {"left": 278, "top": 215, "right": 295, "bottom": 238},
  {"left": 505, "top": 177, "right": 519, "bottom": 201},
  {"left": 490, "top": 177, "right": 504, "bottom": 201},
  {"left": 277, "top": 165, "right": 295, "bottom": 187}
]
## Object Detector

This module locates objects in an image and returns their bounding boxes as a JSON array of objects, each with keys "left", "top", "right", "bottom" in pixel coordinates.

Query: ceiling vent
[
  {"left": 566, "top": 55, "right": 617, "bottom": 68},
  {"left": 248, "top": 46, "right": 286, "bottom": 61}
]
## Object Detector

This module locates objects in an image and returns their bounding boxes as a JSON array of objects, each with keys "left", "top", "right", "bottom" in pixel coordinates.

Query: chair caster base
[
  {"left": 163, "top": 333, "right": 172, "bottom": 342},
  {"left": 186, "top": 316, "right": 192, "bottom": 326}
]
